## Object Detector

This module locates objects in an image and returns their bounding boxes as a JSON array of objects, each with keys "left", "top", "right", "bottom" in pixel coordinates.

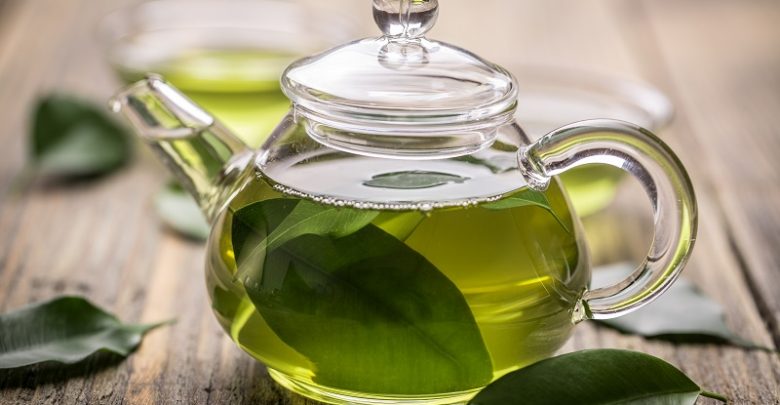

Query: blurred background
[{"left": 0, "top": 0, "right": 778, "bottom": 403}]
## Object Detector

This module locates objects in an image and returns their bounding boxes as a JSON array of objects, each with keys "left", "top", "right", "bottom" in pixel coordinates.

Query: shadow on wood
[{"left": 0, "top": 352, "right": 125, "bottom": 389}]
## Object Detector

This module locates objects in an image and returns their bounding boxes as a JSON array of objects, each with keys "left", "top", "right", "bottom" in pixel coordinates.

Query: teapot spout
[{"left": 110, "top": 75, "right": 254, "bottom": 223}]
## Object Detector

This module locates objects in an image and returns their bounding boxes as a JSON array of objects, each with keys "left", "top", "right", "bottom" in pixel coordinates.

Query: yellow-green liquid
[
  {"left": 204, "top": 161, "right": 589, "bottom": 404},
  {"left": 117, "top": 49, "right": 293, "bottom": 147},
  {"left": 559, "top": 166, "right": 625, "bottom": 217}
]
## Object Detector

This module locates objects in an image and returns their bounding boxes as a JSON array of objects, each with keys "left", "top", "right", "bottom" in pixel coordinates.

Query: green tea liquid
[
  {"left": 116, "top": 49, "right": 293, "bottom": 147},
  {"left": 558, "top": 166, "right": 625, "bottom": 217},
  {"left": 204, "top": 163, "right": 589, "bottom": 404}
]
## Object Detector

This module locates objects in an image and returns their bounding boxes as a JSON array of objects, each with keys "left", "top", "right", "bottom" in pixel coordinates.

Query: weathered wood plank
[
  {"left": 439, "top": 0, "right": 779, "bottom": 402},
  {"left": 599, "top": 1, "right": 780, "bottom": 402},
  {"left": 501, "top": 1, "right": 780, "bottom": 402},
  {"left": 595, "top": 0, "right": 780, "bottom": 345},
  {"left": 628, "top": 0, "right": 780, "bottom": 347}
]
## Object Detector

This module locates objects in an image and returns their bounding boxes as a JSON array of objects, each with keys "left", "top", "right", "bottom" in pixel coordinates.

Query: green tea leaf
[
  {"left": 363, "top": 170, "right": 469, "bottom": 189},
  {"left": 232, "top": 198, "right": 378, "bottom": 278},
  {"left": 30, "top": 95, "right": 132, "bottom": 178},
  {"left": 248, "top": 229, "right": 493, "bottom": 393},
  {"left": 593, "top": 263, "right": 767, "bottom": 349},
  {"left": 482, "top": 188, "right": 571, "bottom": 233},
  {"left": 232, "top": 199, "right": 493, "bottom": 394},
  {"left": 155, "top": 182, "right": 210, "bottom": 241},
  {"left": 0, "top": 296, "right": 166, "bottom": 369},
  {"left": 469, "top": 349, "right": 725, "bottom": 405},
  {"left": 481, "top": 188, "right": 550, "bottom": 210}
]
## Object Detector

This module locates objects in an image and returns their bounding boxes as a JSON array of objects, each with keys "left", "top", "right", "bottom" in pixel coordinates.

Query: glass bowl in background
[
  {"left": 512, "top": 66, "right": 674, "bottom": 217},
  {"left": 100, "top": 0, "right": 357, "bottom": 148}
]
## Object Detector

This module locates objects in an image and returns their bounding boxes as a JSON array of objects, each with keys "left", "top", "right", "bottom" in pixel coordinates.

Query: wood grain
[
  {"left": 0, "top": 0, "right": 778, "bottom": 404},
  {"left": 633, "top": 0, "right": 780, "bottom": 348}
]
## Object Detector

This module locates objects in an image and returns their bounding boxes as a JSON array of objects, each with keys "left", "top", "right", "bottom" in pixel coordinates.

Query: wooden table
[{"left": 0, "top": 0, "right": 778, "bottom": 403}]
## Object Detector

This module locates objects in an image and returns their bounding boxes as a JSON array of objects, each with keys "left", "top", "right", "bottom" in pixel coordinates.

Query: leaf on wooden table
[
  {"left": 592, "top": 263, "right": 768, "bottom": 349},
  {"left": 29, "top": 94, "right": 132, "bottom": 179},
  {"left": 0, "top": 296, "right": 167, "bottom": 369},
  {"left": 155, "top": 182, "right": 210, "bottom": 241},
  {"left": 468, "top": 349, "right": 727, "bottom": 405},
  {"left": 232, "top": 198, "right": 493, "bottom": 394}
]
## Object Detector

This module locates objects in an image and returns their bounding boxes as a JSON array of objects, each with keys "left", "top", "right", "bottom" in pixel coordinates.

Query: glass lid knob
[{"left": 373, "top": 0, "right": 439, "bottom": 39}]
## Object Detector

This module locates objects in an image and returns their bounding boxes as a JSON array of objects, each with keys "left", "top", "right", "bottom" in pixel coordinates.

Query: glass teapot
[{"left": 111, "top": 1, "right": 696, "bottom": 404}]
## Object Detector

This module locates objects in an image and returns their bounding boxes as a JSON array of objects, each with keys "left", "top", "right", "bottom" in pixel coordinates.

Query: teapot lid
[{"left": 280, "top": 0, "right": 518, "bottom": 158}]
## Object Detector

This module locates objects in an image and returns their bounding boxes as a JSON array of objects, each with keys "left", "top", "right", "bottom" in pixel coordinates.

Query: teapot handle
[{"left": 519, "top": 119, "right": 697, "bottom": 320}]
